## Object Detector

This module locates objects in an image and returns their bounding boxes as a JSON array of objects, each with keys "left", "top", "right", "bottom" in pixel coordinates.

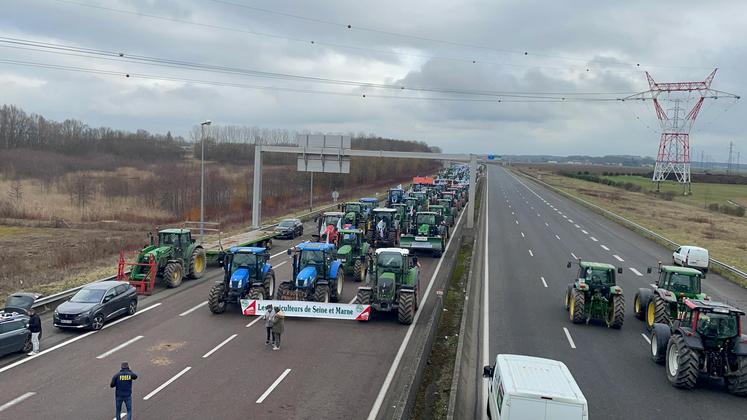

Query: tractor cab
[
  {"left": 571, "top": 261, "right": 620, "bottom": 291},
  {"left": 428, "top": 204, "right": 446, "bottom": 218},
  {"left": 411, "top": 191, "right": 428, "bottom": 207},
  {"left": 222, "top": 247, "right": 271, "bottom": 294},
  {"left": 316, "top": 211, "right": 343, "bottom": 242},
  {"left": 338, "top": 229, "right": 364, "bottom": 253},
  {"left": 403, "top": 197, "right": 420, "bottom": 213},
  {"left": 387, "top": 188, "right": 405, "bottom": 206},
  {"left": 657, "top": 265, "right": 703, "bottom": 296},
  {"left": 359, "top": 197, "right": 380, "bottom": 217},
  {"left": 158, "top": 229, "right": 194, "bottom": 253},
  {"left": 414, "top": 212, "right": 443, "bottom": 235},
  {"left": 341, "top": 202, "right": 364, "bottom": 228},
  {"left": 372, "top": 208, "right": 399, "bottom": 247},
  {"left": 279, "top": 242, "right": 343, "bottom": 302},
  {"left": 566, "top": 260, "right": 625, "bottom": 329}
]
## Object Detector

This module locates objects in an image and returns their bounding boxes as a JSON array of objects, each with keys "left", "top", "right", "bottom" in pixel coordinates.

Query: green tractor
[
  {"left": 440, "top": 191, "right": 461, "bottom": 212},
  {"left": 411, "top": 191, "right": 429, "bottom": 209},
  {"left": 634, "top": 264, "right": 707, "bottom": 330},
  {"left": 336, "top": 228, "right": 370, "bottom": 282},
  {"left": 564, "top": 260, "right": 625, "bottom": 329},
  {"left": 130, "top": 228, "right": 206, "bottom": 288},
  {"left": 340, "top": 201, "right": 366, "bottom": 229},
  {"left": 399, "top": 211, "right": 447, "bottom": 258},
  {"left": 390, "top": 203, "right": 410, "bottom": 233},
  {"left": 650, "top": 299, "right": 747, "bottom": 395},
  {"left": 432, "top": 201, "right": 455, "bottom": 227},
  {"left": 354, "top": 248, "right": 420, "bottom": 324},
  {"left": 370, "top": 208, "right": 400, "bottom": 247},
  {"left": 387, "top": 188, "right": 405, "bottom": 206}
]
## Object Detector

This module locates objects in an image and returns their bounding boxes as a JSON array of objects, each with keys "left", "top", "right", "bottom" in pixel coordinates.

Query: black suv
[
  {"left": 54, "top": 281, "right": 138, "bottom": 330},
  {"left": 275, "top": 219, "right": 303, "bottom": 239},
  {"left": 0, "top": 313, "right": 32, "bottom": 357}
]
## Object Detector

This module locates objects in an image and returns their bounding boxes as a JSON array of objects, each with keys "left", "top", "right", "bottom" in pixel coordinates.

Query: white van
[
  {"left": 672, "top": 245, "right": 709, "bottom": 273},
  {"left": 483, "top": 354, "right": 588, "bottom": 420}
]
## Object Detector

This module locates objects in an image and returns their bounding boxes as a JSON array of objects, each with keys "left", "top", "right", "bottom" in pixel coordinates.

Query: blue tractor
[
  {"left": 277, "top": 242, "right": 344, "bottom": 303},
  {"left": 208, "top": 247, "right": 275, "bottom": 314}
]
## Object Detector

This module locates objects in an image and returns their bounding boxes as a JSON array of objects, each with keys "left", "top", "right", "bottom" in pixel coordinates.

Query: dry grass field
[{"left": 516, "top": 165, "right": 747, "bottom": 277}]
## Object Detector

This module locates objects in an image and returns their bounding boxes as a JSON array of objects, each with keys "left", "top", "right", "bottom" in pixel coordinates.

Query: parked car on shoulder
[
  {"left": 2, "top": 292, "right": 42, "bottom": 316},
  {"left": 275, "top": 218, "right": 303, "bottom": 239},
  {"left": 673, "top": 245, "right": 709, "bottom": 273},
  {"left": 0, "top": 313, "right": 32, "bottom": 357},
  {"left": 54, "top": 281, "right": 138, "bottom": 330},
  {"left": 483, "top": 354, "right": 588, "bottom": 420}
]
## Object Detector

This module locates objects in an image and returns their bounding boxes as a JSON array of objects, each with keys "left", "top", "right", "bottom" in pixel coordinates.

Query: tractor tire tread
[
  {"left": 726, "top": 356, "right": 747, "bottom": 396},
  {"left": 667, "top": 334, "right": 699, "bottom": 389},
  {"left": 208, "top": 282, "right": 226, "bottom": 314},
  {"left": 570, "top": 289, "right": 585, "bottom": 324},
  {"left": 398, "top": 291, "right": 415, "bottom": 325},
  {"left": 188, "top": 248, "right": 206, "bottom": 279},
  {"left": 609, "top": 294, "right": 625, "bottom": 329},
  {"left": 163, "top": 263, "right": 183, "bottom": 288}
]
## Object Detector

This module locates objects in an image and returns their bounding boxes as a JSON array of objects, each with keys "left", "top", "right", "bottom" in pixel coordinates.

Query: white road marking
[
  {"left": 103, "top": 302, "right": 162, "bottom": 330},
  {"left": 541, "top": 277, "right": 548, "bottom": 288},
  {"left": 545, "top": 222, "right": 549, "bottom": 227},
  {"left": 574, "top": 224, "right": 580, "bottom": 228},
  {"left": 0, "top": 392, "right": 36, "bottom": 412},
  {"left": 97, "top": 336, "right": 144, "bottom": 359},
  {"left": 590, "top": 236, "right": 598, "bottom": 242},
  {"left": 641, "top": 333, "right": 651, "bottom": 344},
  {"left": 511, "top": 211, "right": 514, "bottom": 215},
  {"left": 555, "top": 235, "right": 560, "bottom": 240},
  {"left": 568, "top": 219, "right": 574, "bottom": 223},
  {"left": 630, "top": 267, "right": 643, "bottom": 276},
  {"left": 537, "top": 213, "right": 541, "bottom": 217},
  {"left": 515, "top": 220, "right": 518, "bottom": 224},
  {"left": 600, "top": 245, "right": 610, "bottom": 251},
  {"left": 581, "top": 230, "right": 588, "bottom": 235},
  {"left": 202, "top": 334, "right": 238, "bottom": 358},
  {"left": 520, "top": 232, "right": 525, "bottom": 238},
  {"left": 613, "top": 255, "right": 625, "bottom": 262},
  {"left": 563, "top": 328, "right": 577, "bottom": 349},
  {"left": 271, "top": 241, "right": 306, "bottom": 259},
  {"left": 528, "top": 249, "right": 534, "bottom": 257},
  {"left": 273, "top": 261, "right": 288, "bottom": 269},
  {"left": 246, "top": 317, "right": 262, "bottom": 328},
  {"left": 571, "top": 253, "right": 578, "bottom": 260},
  {"left": 530, "top": 206, "right": 534, "bottom": 210},
  {"left": 0, "top": 303, "right": 161, "bottom": 375},
  {"left": 256, "top": 368, "right": 292, "bottom": 403},
  {"left": 370, "top": 197, "right": 468, "bottom": 420},
  {"left": 179, "top": 301, "right": 207, "bottom": 317},
  {"left": 559, "top": 212, "right": 563, "bottom": 215},
  {"left": 143, "top": 366, "right": 191, "bottom": 400}
]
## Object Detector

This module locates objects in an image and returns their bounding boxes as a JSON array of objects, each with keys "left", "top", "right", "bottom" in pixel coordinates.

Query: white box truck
[{"left": 483, "top": 354, "right": 588, "bottom": 420}]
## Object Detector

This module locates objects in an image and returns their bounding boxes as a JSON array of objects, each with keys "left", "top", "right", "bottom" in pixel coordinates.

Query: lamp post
[{"left": 200, "top": 120, "right": 212, "bottom": 242}]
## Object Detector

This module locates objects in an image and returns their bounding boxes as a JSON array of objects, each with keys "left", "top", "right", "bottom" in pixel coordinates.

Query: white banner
[{"left": 240, "top": 299, "right": 371, "bottom": 321}]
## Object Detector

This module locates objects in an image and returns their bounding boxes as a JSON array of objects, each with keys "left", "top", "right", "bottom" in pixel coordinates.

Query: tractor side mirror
[
  {"left": 286, "top": 248, "right": 292, "bottom": 256},
  {"left": 617, "top": 267, "right": 623, "bottom": 274},
  {"left": 647, "top": 267, "right": 652, "bottom": 274},
  {"left": 482, "top": 365, "right": 494, "bottom": 378},
  {"left": 566, "top": 261, "right": 572, "bottom": 268}
]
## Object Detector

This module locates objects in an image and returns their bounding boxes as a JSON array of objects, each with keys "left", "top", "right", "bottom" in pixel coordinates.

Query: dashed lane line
[
  {"left": 528, "top": 249, "right": 534, "bottom": 257},
  {"left": 581, "top": 230, "right": 588, "bottom": 235},
  {"left": 613, "top": 255, "right": 625, "bottom": 262},
  {"left": 541, "top": 277, "right": 548, "bottom": 288},
  {"left": 600, "top": 245, "right": 610, "bottom": 251},
  {"left": 630, "top": 267, "right": 643, "bottom": 276},
  {"left": 97, "top": 336, "right": 144, "bottom": 359},
  {"left": 179, "top": 301, "right": 207, "bottom": 317},
  {"left": 563, "top": 328, "right": 577, "bottom": 349},
  {"left": 571, "top": 253, "right": 578, "bottom": 260},
  {"left": 202, "top": 334, "right": 238, "bottom": 358},
  {"left": 521, "top": 232, "right": 525, "bottom": 238},
  {"left": 555, "top": 235, "right": 560, "bottom": 240},
  {"left": 641, "top": 333, "right": 651, "bottom": 344},
  {"left": 0, "top": 392, "right": 36, "bottom": 412},
  {"left": 143, "top": 366, "right": 192, "bottom": 401},
  {"left": 256, "top": 369, "right": 292, "bottom": 403},
  {"left": 590, "top": 237, "right": 598, "bottom": 242}
]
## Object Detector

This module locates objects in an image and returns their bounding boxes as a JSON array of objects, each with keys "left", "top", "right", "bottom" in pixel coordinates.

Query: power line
[
  {"left": 0, "top": 36, "right": 632, "bottom": 100},
  {"left": 204, "top": 0, "right": 715, "bottom": 71}
]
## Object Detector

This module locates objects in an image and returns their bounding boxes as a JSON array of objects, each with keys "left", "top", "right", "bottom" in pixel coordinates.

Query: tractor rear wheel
[
  {"left": 666, "top": 334, "right": 700, "bottom": 389},
  {"left": 163, "top": 263, "right": 183, "bottom": 288},
  {"left": 276, "top": 282, "right": 292, "bottom": 300},
  {"left": 564, "top": 284, "right": 573, "bottom": 311},
  {"left": 314, "top": 285, "right": 330, "bottom": 303},
  {"left": 208, "top": 282, "right": 227, "bottom": 314},
  {"left": 248, "top": 287, "right": 265, "bottom": 300},
  {"left": 353, "top": 259, "right": 365, "bottom": 282},
  {"left": 725, "top": 356, "right": 747, "bottom": 396},
  {"left": 188, "top": 248, "right": 206, "bottom": 279},
  {"left": 354, "top": 288, "right": 372, "bottom": 305},
  {"left": 633, "top": 292, "right": 644, "bottom": 320},
  {"left": 646, "top": 295, "right": 670, "bottom": 330},
  {"left": 332, "top": 272, "right": 344, "bottom": 302},
  {"left": 607, "top": 294, "right": 625, "bottom": 329},
  {"left": 650, "top": 327, "right": 669, "bottom": 365},
  {"left": 264, "top": 270, "right": 276, "bottom": 299},
  {"left": 398, "top": 291, "right": 415, "bottom": 325},
  {"left": 569, "top": 289, "right": 585, "bottom": 324}
]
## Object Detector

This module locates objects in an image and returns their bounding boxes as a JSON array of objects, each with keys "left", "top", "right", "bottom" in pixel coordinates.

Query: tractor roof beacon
[
  {"left": 208, "top": 247, "right": 274, "bottom": 314},
  {"left": 634, "top": 264, "right": 707, "bottom": 331},
  {"left": 564, "top": 260, "right": 625, "bottom": 329},
  {"left": 649, "top": 299, "right": 747, "bottom": 395}
]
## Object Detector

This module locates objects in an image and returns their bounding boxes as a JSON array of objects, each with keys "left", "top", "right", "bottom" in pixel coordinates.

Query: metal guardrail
[
  {"left": 29, "top": 201, "right": 346, "bottom": 311},
  {"left": 514, "top": 170, "right": 747, "bottom": 282}
]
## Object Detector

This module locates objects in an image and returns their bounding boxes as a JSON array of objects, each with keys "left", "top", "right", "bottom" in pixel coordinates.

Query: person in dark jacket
[
  {"left": 272, "top": 308, "right": 285, "bottom": 350},
  {"left": 27, "top": 308, "right": 41, "bottom": 355},
  {"left": 110, "top": 362, "right": 138, "bottom": 420}
]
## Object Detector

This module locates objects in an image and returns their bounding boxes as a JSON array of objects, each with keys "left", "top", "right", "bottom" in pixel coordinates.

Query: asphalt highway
[
  {"left": 479, "top": 165, "right": 747, "bottom": 419},
  {"left": 0, "top": 211, "right": 466, "bottom": 419}
]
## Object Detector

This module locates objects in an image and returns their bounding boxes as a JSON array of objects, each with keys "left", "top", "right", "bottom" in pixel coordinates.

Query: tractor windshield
[
  {"left": 341, "top": 232, "right": 358, "bottom": 245},
  {"left": 585, "top": 268, "right": 613, "bottom": 287},
  {"left": 697, "top": 312, "right": 739, "bottom": 339},
  {"left": 232, "top": 253, "right": 257, "bottom": 268},
  {"left": 378, "top": 253, "right": 402, "bottom": 270},
  {"left": 323, "top": 215, "right": 341, "bottom": 227},
  {"left": 669, "top": 273, "right": 700, "bottom": 294},
  {"left": 160, "top": 233, "right": 180, "bottom": 246},
  {"left": 301, "top": 250, "right": 326, "bottom": 267},
  {"left": 417, "top": 214, "right": 436, "bottom": 225},
  {"left": 345, "top": 203, "right": 362, "bottom": 213}
]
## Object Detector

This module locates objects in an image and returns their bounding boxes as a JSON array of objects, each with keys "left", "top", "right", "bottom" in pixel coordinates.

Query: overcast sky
[{"left": 1, "top": 0, "right": 744, "bottom": 158}]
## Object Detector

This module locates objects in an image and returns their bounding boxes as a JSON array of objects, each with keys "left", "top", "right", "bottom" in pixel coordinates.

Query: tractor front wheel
[
  {"left": 398, "top": 291, "right": 415, "bottom": 325},
  {"left": 248, "top": 287, "right": 265, "bottom": 300},
  {"left": 353, "top": 259, "right": 365, "bottom": 282},
  {"left": 646, "top": 295, "right": 670, "bottom": 330},
  {"left": 276, "top": 282, "right": 292, "bottom": 300},
  {"left": 264, "top": 270, "right": 276, "bottom": 299},
  {"left": 666, "top": 334, "right": 700, "bottom": 389},
  {"left": 208, "top": 282, "right": 227, "bottom": 314},
  {"left": 314, "top": 285, "right": 330, "bottom": 303},
  {"left": 163, "top": 263, "right": 183, "bottom": 288},
  {"left": 607, "top": 294, "right": 625, "bottom": 329},
  {"left": 725, "top": 356, "right": 747, "bottom": 396},
  {"left": 354, "top": 288, "right": 372, "bottom": 305},
  {"left": 569, "top": 289, "right": 585, "bottom": 324},
  {"left": 332, "top": 272, "right": 344, "bottom": 302},
  {"left": 188, "top": 248, "right": 206, "bottom": 279}
]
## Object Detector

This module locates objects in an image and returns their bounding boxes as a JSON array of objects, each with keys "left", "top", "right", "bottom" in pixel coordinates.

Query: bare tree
[{"left": 7, "top": 179, "right": 22, "bottom": 206}]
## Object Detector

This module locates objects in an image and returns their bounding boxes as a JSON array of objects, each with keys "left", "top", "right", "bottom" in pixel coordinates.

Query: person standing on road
[
  {"left": 272, "top": 308, "right": 285, "bottom": 351},
  {"left": 110, "top": 362, "right": 138, "bottom": 420},
  {"left": 27, "top": 308, "right": 41, "bottom": 355},
  {"left": 263, "top": 304, "right": 275, "bottom": 345}
]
